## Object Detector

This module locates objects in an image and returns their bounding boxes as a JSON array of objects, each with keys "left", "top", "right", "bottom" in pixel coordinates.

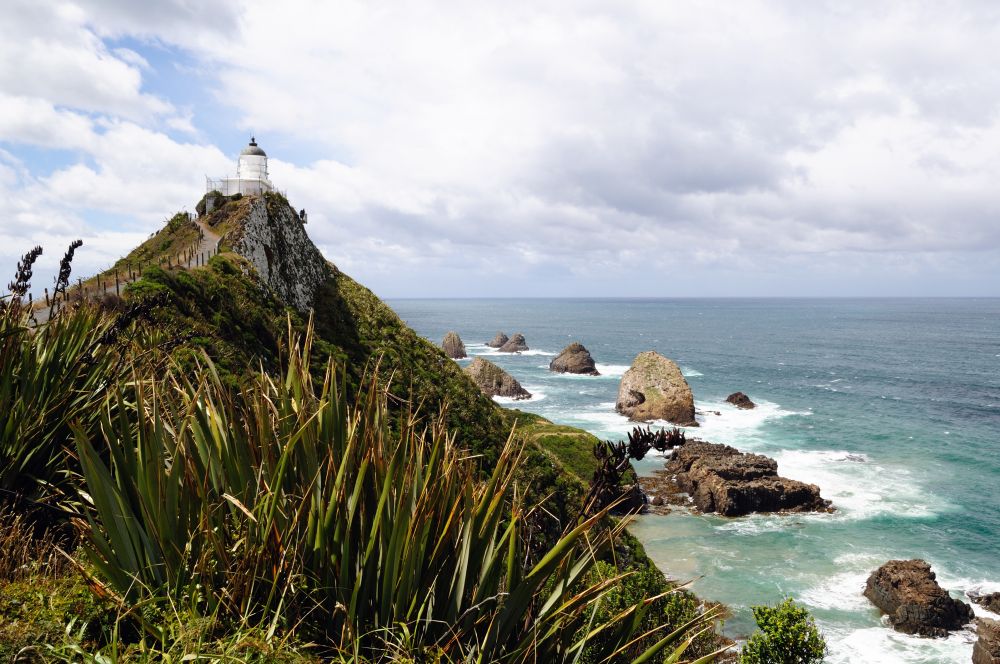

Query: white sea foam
[
  {"left": 675, "top": 398, "right": 943, "bottom": 522},
  {"left": 690, "top": 398, "right": 806, "bottom": 448},
  {"left": 713, "top": 512, "right": 826, "bottom": 536},
  {"left": 595, "top": 363, "right": 629, "bottom": 377},
  {"left": 799, "top": 552, "right": 886, "bottom": 612},
  {"left": 823, "top": 623, "right": 976, "bottom": 664},
  {"left": 682, "top": 367, "right": 704, "bottom": 377},
  {"left": 774, "top": 448, "right": 941, "bottom": 520},
  {"left": 471, "top": 348, "right": 556, "bottom": 357},
  {"left": 935, "top": 574, "right": 1000, "bottom": 619},
  {"left": 493, "top": 388, "right": 546, "bottom": 404}
]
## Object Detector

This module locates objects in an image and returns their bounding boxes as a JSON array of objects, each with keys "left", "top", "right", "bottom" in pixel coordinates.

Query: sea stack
[
  {"left": 616, "top": 351, "right": 697, "bottom": 426},
  {"left": 549, "top": 342, "right": 600, "bottom": 375},
  {"left": 863, "top": 559, "right": 974, "bottom": 637},
  {"left": 441, "top": 331, "right": 467, "bottom": 359},
  {"left": 726, "top": 392, "right": 756, "bottom": 409},
  {"left": 464, "top": 357, "right": 531, "bottom": 400},
  {"left": 486, "top": 332, "right": 509, "bottom": 348},
  {"left": 497, "top": 333, "right": 528, "bottom": 353}
]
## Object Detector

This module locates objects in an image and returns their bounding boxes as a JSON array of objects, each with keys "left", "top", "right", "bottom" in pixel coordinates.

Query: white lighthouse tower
[{"left": 207, "top": 136, "right": 274, "bottom": 196}]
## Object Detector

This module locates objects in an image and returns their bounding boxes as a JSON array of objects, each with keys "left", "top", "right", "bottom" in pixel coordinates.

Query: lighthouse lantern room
[{"left": 206, "top": 137, "right": 274, "bottom": 196}]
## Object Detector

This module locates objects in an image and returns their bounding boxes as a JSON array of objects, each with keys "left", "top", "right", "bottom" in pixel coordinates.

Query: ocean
[{"left": 388, "top": 297, "right": 1000, "bottom": 663}]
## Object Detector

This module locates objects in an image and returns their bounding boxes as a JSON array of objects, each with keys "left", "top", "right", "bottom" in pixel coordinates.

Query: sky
[{"left": 2, "top": 0, "right": 1000, "bottom": 298}]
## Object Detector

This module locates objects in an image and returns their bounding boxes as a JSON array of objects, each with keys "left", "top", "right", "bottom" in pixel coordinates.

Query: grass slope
[{"left": 0, "top": 207, "right": 732, "bottom": 661}]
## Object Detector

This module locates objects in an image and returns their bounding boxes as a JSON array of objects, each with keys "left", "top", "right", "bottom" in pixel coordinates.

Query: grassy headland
[{"left": 0, "top": 196, "right": 731, "bottom": 662}]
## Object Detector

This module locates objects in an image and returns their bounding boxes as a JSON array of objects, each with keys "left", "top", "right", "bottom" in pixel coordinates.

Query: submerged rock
[
  {"left": 441, "top": 331, "right": 467, "bottom": 359},
  {"left": 970, "top": 591, "right": 1000, "bottom": 614},
  {"left": 497, "top": 333, "right": 528, "bottom": 353},
  {"left": 616, "top": 351, "right": 697, "bottom": 426},
  {"left": 486, "top": 332, "right": 509, "bottom": 348},
  {"left": 664, "top": 441, "right": 831, "bottom": 516},
  {"left": 550, "top": 342, "right": 600, "bottom": 375},
  {"left": 974, "top": 618, "right": 1000, "bottom": 664},
  {"left": 725, "top": 391, "right": 756, "bottom": 409},
  {"left": 464, "top": 357, "right": 531, "bottom": 400},
  {"left": 863, "top": 559, "right": 974, "bottom": 637}
]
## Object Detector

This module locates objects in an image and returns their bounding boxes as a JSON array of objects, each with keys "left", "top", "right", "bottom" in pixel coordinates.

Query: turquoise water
[{"left": 388, "top": 298, "right": 1000, "bottom": 663}]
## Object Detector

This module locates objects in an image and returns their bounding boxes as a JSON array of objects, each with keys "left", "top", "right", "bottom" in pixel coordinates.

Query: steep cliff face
[{"left": 225, "top": 195, "right": 330, "bottom": 311}]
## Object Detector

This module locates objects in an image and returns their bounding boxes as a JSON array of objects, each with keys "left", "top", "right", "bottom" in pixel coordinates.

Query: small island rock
[
  {"left": 863, "top": 559, "right": 974, "bottom": 637},
  {"left": 665, "top": 441, "right": 831, "bottom": 516},
  {"left": 616, "top": 351, "right": 697, "bottom": 426},
  {"left": 974, "top": 618, "right": 1000, "bottom": 664},
  {"left": 498, "top": 333, "right": 528, "bottom": 353},
  {"left": 486, "top": 332, "right": 509, "bottom": 348},
  {"left": 726, "top": 391, "right": 756, "bottom": 409},
  {"left": 549, "top": 342, "right": 600, "bottom": 375},
  {"left": 441, "top": 331, "right": 467, "bottom": 359},
  {"left": 970, "top": 591, "right": 1000, "bottom": 614},
  {"left": 464, "top": 357, "right": 531, "bottom": 400}
]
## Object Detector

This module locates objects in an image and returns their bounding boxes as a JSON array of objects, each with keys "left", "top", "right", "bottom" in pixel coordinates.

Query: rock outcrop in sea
[
  {"left": 725, "top": 391, "right": 756, "bottom": 409},
  {"left": 441, "top": 331, "right": 467, "bottom": 359},
  {"left": 486, "top": 332, "right": 509, "bottom": 348},
  {"left": 497, "top": 333, "right": 528, "bottom": 353},
  {"left": 549, "top": 342, "right": 600, "bottom": 375},
  {"left": 663, "top": 441, "right": 831, "bottom": 516},
  {"left": 974, "top": 618, "right": 1000, "bottom": 664},
  {"left": 863, "top": 559, "right": 974, "bottom": 637},
  {"left": 464, "top": 357, "right": 531, "bottom": 400},
  {"left": 971, "top": 591, "right": 1000, "bottom": 614},
  {"left": 615, "top": 351, "right": 697, "bottom": 426}
]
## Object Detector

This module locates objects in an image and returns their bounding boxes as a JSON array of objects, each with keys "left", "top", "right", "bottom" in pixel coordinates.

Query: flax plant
[
  {"left": 75, "top": 322, "right": 722, "bottom": 663},
  {"left": 1, "top": 255, "right": 120, "bottom": 502}
]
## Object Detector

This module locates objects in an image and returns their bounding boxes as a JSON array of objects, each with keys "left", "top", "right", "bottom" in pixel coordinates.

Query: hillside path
[{"left": 30, "top": 216, "right": 222, "bottom": 326}]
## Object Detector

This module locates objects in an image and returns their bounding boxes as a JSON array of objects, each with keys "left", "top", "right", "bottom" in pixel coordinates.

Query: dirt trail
[{"left": 30, "top": 217, "right": 222, "bottom": 326}]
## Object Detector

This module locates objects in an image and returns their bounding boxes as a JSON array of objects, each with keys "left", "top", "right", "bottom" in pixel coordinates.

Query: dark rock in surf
[
  {"left": 497, "top": 333, "right": 528, "bottom": 353},
  {"left": 970, "top": 591, "right": 1000, "bottom": 614},
  {"left": 726, "top": 392, "right": 756, "bottom": 409},
  {"left": 863, "top": 559, "right": 974, "bottom": 637},
  {"left": 441, "top": 331, "right": 467, "bottom": 359},
  {"left": 549, "top": 342, "right": 599, "bottom": 375},
  {"left": 664, "top": 441, "right": 831, "bottom": 516},
  {"left": 486, "top": 332, "right": 509, "bottom": 348}
]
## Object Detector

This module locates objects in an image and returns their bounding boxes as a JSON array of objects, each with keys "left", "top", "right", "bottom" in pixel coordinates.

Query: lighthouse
[{"left": 206, "top": 137, "right": 274, "bottom": 196}]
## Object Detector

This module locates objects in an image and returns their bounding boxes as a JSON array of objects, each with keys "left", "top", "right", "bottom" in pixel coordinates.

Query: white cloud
[{"left": 4, "top": 0, "right": 1000, "bottom": 295}]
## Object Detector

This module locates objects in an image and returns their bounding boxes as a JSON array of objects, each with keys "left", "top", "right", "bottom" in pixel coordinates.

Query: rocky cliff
[
  {"left": 223, "top": 194, "right": 330, "bottom": 311},
  {"left": 975, "top": 618, "right": 1000, "bottom": 664}
]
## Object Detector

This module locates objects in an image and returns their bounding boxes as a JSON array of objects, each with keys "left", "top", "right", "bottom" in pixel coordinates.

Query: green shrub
[{"left": 740, "top": 598, "right": 826, "bottom": 664}]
